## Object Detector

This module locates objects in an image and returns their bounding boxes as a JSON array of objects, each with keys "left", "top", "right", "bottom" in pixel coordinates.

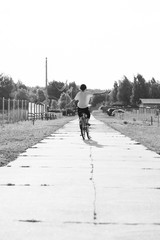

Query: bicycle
[{"left": 79, "top": 113, "right": 91, "bottom": 140}]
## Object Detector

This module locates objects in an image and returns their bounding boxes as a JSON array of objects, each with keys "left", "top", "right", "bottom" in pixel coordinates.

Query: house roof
[{"left": 140, "top": 98, "right": 160, "bottom": 104}]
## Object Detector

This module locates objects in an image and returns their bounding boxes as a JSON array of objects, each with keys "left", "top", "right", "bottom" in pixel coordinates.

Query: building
[{"left": 139, "top": 99, "right": 160, "bottom": 108}]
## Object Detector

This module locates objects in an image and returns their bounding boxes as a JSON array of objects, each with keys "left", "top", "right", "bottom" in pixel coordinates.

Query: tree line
[
  {"left": 1, "top": 73, "right": 160, "bottom": 109},
  {"left": 86, "top": 74, "right": 160, "bottom": 108},
  {"left": 0, "top": 74, "right": 45, "bottom": 103},
  {"left": 0, "top": 73, "right": 105, "bottom": 110},
  {"left": 0, "top": 74, "right": 80, "bottom": 110},
  {"left": 107, "top": 74, "right": 160, "bottom": 107}
]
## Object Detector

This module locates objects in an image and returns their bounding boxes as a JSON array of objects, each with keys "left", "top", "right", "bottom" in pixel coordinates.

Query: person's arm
[
  {"left": 92, "top": 90, "right": 108, "bottom": 96},
  {"left": 87, "top": 90, "right": 107, "bottom": 97},
  {"left": 65, "top": 98, "right": 76, "bottom": 107},
  {"left": 87, "top": 90, "right": 107, "bottom": 103},
  {"left": 66, "top": 96, "right": 79, "bottom": 107}
]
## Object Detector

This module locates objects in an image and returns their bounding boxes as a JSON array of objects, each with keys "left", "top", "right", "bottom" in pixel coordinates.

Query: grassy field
[
  {"left": 0, "top": 116, "right": 76, "bottom": 167},
  {"left": 92, "top": 110, "right": 160, "bottom": 155}
]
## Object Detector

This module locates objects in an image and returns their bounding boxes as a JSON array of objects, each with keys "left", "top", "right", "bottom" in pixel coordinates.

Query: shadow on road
[{"left": 83, "top": 139, "right": 105, "bottom": 148}]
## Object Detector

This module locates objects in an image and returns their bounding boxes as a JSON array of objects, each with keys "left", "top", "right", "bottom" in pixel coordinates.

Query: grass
[
  {"left": 1, "top": 110, "right": 160, "bottom": 168},
  {"left": 0, "top": 116, "right": 76, "bottom": 167},
  {"left": 92, "top": 110, "right": 160, "bottom": 155}
]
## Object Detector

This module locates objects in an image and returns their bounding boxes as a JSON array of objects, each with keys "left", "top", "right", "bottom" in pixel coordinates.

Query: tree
[
  {"left": 0, "top": 74, "right": 15, "bottom": 98},
  {"left": 28, "top": 91, "right": 38, "bottom": 103},
  {"left": 117, "top": 76, "right": 132, "bottom": 105},
  {"left": 136, "top": 74, "right": 148, "bottom": 98},
  {"left": 47, "top": 80, "right": 67, "bottom": 100},
  {"left": 130, "top": 74, "right": 148, "bottom": 106},
  {"left": 149, "top": 78, "right": 160, "bottom": 98},
  {"left": 16, "top": 80, "right": 27, "bottom": 90},
  {"left": 145, "top": 81, "right": 151, "bottom": 98},
  {"left": 130, "top": 77, "right": 140, "bottom": 106},
  {"left": 109, "top": 81, "right": 118, "bottom": 104},
  {"left": 15, "top": 88, "right": 29, "bottom": 100},
  {"left": 50, "top": 99, "right": 59, "bottom": 109},
  {"left": 105, "top": 90, "right": 111, "bottom": 105},
  {"left": 37, "top": 89, "right": 46, "bottom": 103},
  {"left": 91, "top": 94, "right": 106, "bottom": 107},
  {"left": 58, "top": 92, "right": 71, "bottom": 109},
  {"left": 68, "top": 82, "right": 79, "bottom": 99}
]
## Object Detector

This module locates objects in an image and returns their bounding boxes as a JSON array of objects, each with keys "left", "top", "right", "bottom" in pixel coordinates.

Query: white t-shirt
[{"left": 75, "top": 91, "right": 93, "bottom": 108}]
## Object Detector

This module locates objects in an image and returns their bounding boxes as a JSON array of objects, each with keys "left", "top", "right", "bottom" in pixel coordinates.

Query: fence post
[
  {"left": 144, "top": 108, "right": 146, "bottom": 122},
  {"left": 151, "top": 116, "right": 153, "bottom": 125},
  {"left": 32, "top": 103, "right": 35, "bottom": 125},
  {"left": 31, "top": 102, "right": 32, "bottom": 117},
  {"left": 19, "top": 99, "right": 21, "bottom": 121},
  {"left": 34, "top": 103, "right": 36, "bottom": 119},
  {"left": 2, "top": 97, "right": 4, "bottom": 125},
  {"left": 13, "top": 99, "right": 15, "bottom": 122},
  {"left": 35, "top": 103, "right": 37, "bottom": 120},
  {"left": 39, "top": 104, "right": 40, "bottom": 119},
  {"left": 17, "top": 100, "right": 19, "bottom": 122},
  {"left": 21, "top": 100, "right": 23, "bottom": 121},
  {"left": 8, "top": 98, "right": 10, "bottom": 123},
  {"left": 28, "top": 102, "right": 32, "bottom": 120},
  {"left": 25, "top": 100, "right": 27, "bottom": 120},
  {"left": 136, "top": 109, "right": 139, "bottom": 121}
]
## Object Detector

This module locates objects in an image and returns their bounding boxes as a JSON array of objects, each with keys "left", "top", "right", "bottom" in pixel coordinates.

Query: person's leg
[
  {"left": 86, "top": 108, "right": 91, "bottom": 125},
  {"left": 85, "top": 108, "right": 91, "bottom": 138},
  {"left": 78, "top": 108, "right": 83, "bottom": 132}
]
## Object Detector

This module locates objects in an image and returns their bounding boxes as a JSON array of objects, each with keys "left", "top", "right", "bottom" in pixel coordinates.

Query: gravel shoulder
[
  {"left": 92, "top": 110, "right": 160, "bottom": 155},
  {"left": 0, "top": 116, "right": 76, "bottom": 167}
]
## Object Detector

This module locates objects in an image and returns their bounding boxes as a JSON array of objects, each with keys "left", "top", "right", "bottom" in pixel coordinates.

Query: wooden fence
[
  {"left": 0, "top": 98, "right": 45, "bottom": 124},
  {"left": 0, "top": 98, "right": 64, "bottom": 125},
  {"left": 115, "top": 108, "right": 160, "bottom": 126}
]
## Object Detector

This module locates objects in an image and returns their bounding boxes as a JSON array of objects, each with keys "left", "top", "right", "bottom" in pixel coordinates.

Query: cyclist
[
  {"left": 68, "top": 84, "right": 106, "bottom": 134},
  {"left": 74, "top": 84, "right": 92, "bottom": 129}
]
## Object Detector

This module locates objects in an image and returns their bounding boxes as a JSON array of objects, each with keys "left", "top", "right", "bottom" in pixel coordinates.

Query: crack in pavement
[
  {"left": 0, "top": 183, "right": 54, "bottom": 187},
  {"left": 64, "top": 221, "right": 160, "bottom": 226},
  {"left": 89, "top": 146, "right": 97, "bottom": 223}
]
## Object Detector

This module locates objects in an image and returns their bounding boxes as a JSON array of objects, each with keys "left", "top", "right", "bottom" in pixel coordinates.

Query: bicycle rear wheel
[
  {"left": 81, "top": 125, "right": 86, "bottom": 140},
  {"left": 86, "top": 125, "right": 90, "bottom": 139}
]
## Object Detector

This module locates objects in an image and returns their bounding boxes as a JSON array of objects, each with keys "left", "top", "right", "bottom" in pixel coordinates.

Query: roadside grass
[
  {"left": 92, "top": 110, "right": 160, "bottom": 155},
  {"left": 0, "top": 116, "right": 76, "bottom": 167},
  {"left": 1, "top": 110, "right": 160, "bottom": 168}
]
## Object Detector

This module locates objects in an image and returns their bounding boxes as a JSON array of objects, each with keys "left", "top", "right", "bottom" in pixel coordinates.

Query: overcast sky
[{"left": 0, "top": 0, "right": 160, "bottom": 90}]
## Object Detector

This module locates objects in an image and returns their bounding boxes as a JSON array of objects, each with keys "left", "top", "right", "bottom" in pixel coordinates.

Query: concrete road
[{"left": 0, "top": 116, "right": 160, "bottom": 239}]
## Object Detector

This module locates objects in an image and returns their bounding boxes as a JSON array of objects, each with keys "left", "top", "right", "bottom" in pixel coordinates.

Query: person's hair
[{"left": 80, "top": 84, "right": 87, "bottom": 91}]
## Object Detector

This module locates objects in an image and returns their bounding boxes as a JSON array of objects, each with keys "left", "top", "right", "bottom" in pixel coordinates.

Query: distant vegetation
[
  {"left": 93, "top": 74, "right": 160, "bottom": 108},
  {"left": 1, "top": 73, "right": 160, "bottom": 109},
  {"left": 0, "top": 74, "right": 80, "bottom": 110}
]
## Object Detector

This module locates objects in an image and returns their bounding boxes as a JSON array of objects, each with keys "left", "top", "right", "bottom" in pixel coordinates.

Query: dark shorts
[{"left": 78, "top": 107, "right": 90, "bottom": 119}]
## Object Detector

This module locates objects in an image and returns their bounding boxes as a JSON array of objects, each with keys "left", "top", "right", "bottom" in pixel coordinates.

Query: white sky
[{"left": 0, "top": 0, "right": 160, "bottom": 90}]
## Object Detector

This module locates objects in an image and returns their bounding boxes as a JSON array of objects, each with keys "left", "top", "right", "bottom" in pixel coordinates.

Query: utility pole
[{"left": 45, "top": 57, "right": 48, "bottom": 111}]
